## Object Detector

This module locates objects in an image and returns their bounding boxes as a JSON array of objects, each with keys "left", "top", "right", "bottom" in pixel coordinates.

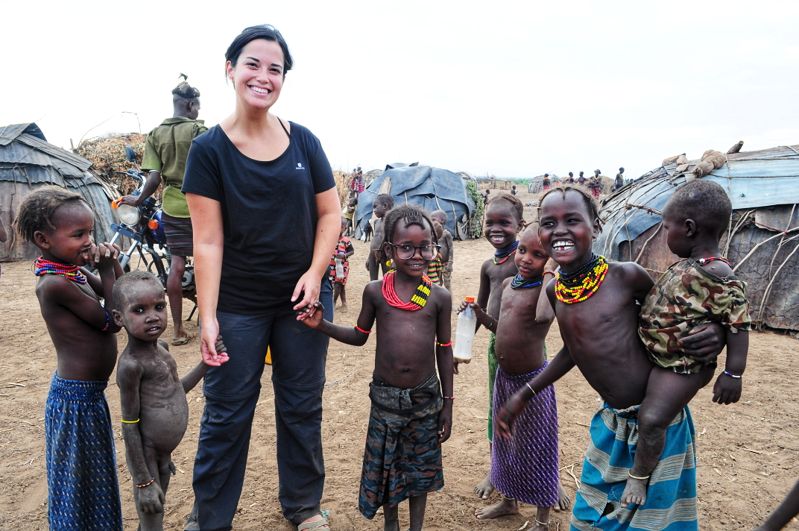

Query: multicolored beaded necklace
[
  {"left": 510, "top": 274, "right": 543, "bottom": 290},
  {"left": 381, "top": 271, "right": 432, "bottom": 311},
  {"left": 555, "top": 254, "right": 608, "bottom": 304},
  {"left": 33, "top": 256, "right": 87, "bottom": 285},
  {"left": 492, "top": 240, "right": 519, "bottom": 265}
]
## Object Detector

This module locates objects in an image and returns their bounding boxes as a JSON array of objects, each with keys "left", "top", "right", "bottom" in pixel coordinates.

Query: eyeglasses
[{"left": 386, "top": 242, "right": 440, "bottom": 260}]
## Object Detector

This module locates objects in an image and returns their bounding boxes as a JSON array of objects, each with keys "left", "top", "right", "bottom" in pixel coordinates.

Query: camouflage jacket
[{"left": 639, "top": 259, "right": 751, "bottom": 372}]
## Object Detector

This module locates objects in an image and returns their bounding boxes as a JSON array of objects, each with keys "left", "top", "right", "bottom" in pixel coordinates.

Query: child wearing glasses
[{"left": 298, "top": 205, "right": 453, "bottom": 531}]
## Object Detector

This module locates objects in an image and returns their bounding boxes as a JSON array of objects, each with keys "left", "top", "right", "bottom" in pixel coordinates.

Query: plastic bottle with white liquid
[{"left": 453, "top": 296, "right": 478, "bottom": 363}]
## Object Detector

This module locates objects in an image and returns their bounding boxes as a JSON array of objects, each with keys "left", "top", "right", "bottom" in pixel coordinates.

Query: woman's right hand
[{"left": 200, "top": 318, "right": 229, "bottom": 366}]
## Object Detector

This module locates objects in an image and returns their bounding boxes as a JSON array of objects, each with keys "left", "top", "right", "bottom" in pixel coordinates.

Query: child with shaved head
[
  {"left": 623, "top": 179, "right": 751, "bottom": 506},
  {"left": 112, "top": 271, "right": 224, "bottom": 530}
]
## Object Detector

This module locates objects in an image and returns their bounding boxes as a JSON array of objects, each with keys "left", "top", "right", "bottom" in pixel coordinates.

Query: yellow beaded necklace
[{"left": 555, "top": 255, "right": 609, "bottom": 304}]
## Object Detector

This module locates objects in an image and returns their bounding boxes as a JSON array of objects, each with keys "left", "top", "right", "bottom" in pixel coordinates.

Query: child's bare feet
[
  {"left": 557, "top": 481, "right": 572, "bottom": 511},
  {"left": 474, "top": 474, "right": 494, "bottom": 499},
  {"left": 475, "top": 497, "right": 518, "bottom": 519},
  {"left": 621, "top": 475, "right": 648, "bottom": 506}
]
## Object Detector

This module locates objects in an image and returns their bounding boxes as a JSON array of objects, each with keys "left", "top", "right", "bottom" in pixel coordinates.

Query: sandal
[
  {"left": 171, "top": 334, "right": 193, "bottom": 346},
  {"left": 298, "top": 510, "right": 330, "bottom": 530}
]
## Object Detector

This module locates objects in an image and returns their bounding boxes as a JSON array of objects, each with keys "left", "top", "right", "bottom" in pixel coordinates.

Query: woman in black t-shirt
[{"left": 183, "top": 25, "right": 340, "bottom": 531}]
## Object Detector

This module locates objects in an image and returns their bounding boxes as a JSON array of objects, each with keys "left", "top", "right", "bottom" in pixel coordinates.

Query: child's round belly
[{"left": 139, "top": 399, "right": 190, "bottom": 452}]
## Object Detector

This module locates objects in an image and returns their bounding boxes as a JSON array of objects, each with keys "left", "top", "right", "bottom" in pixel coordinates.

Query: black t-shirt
[{"left": 182, "top": 122, "right": 335, "bottom": 313}]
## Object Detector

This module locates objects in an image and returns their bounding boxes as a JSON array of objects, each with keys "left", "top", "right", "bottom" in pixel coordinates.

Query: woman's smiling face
[{"left": 226, "top": 39, "right": 286, "bottom": 111}]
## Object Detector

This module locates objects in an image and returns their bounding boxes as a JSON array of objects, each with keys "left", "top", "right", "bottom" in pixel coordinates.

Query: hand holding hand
[
  {"left": 296, "top": 301, "right": 324, "bottom": 328},
  {"left": 200, "top": 319, "right": 229, "bottom": 366},
  {"left": 291, "top": 270, "right": 321, "bottom": 312}
]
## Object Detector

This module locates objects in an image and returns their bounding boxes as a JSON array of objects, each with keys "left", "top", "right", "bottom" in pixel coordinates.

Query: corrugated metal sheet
[
  {"left": 0, "top": 123, "right": 45, "bottom": 146},
  {"left": 597, "top": 145, "right": 799, "bottom": 258},
  {"left": 595, "top": 144, "right": 799, "bottom": 331}
]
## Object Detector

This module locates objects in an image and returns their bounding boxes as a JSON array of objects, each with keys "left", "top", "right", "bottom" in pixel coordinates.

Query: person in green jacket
[{"left": 121, "top": 76, "right": 207, "bottom": 345}]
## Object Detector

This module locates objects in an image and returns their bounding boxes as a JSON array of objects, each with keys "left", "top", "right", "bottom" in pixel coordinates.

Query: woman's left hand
[{"left": 291, "top": 270, "right": 322, "bottom": 312}]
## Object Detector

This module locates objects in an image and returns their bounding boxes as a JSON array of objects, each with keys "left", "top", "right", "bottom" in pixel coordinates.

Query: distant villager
[{"left": 727, "top": 140, "right": 744, "bottom": 154}]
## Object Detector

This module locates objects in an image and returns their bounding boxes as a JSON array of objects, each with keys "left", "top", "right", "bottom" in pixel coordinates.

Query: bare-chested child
[
  {"left": 457, "top": 192, "right": 523, "bottom": 499},
  {"left": 366, "top": 193, "right": 395, "bottom": 280},
  {"left": 112, "top": 271, "right": 225, "bottom": 531},
  {"left": 15, "top": 186, "right": 124, "bottom": 530},
  {"left": 430, "top": 210, "right": 454, "bottom": 291},
  {"left": 623, "top": 179, "right": 751, "bottom": 506},
  {"left": 299, "top": 205, "right": 453, "bottom": 531},
  {"left": 470, "top": 224, "right": 562, "bottom": 530},
  {"left": 497, "top": 186, "right": 725, "bottom": 529}
]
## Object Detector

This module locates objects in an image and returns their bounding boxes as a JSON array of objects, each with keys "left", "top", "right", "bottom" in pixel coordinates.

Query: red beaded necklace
[
  {"left": 33, "top": 257, "right": 87, "bottom": 284},
  {"left": 381, "top": 271, "right": 432, "bottom": 311}
]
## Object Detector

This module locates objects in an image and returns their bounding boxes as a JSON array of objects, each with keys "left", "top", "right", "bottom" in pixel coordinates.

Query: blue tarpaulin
[{"left": 355, "top": 165, "right": 475, "bottom": 239}]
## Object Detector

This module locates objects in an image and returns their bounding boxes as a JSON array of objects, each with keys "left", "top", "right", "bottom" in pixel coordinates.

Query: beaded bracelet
[
  {"left": 435, "top": 340, "right": 452, "bottom": 347},
  {"left": 443, "top": 395, "right": 455, "bottom": 400},
  {"left": 135, "top": 478, "right": 156, "bottom": 489},
  {"left": 354, "top": 326, "right": 371, "bottom": 335},
  {"left": 120, "top": 418, "right": 140, "bottom": 424},
  {"left": 723, "top": 370, "right": 742, "bottom": 379}
]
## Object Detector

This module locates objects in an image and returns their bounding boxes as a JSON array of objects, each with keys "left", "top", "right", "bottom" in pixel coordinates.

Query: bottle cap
[{"left": 464, "top": 296, "right": 475, "bottom": 303}]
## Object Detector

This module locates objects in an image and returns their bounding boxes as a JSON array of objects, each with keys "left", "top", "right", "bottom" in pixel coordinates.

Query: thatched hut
[
  {"left": 0, "top": 123, "right": 117, "bottom": 261},
  {"left": 595, "top": 144, "right": 799, "bottom": 332}
]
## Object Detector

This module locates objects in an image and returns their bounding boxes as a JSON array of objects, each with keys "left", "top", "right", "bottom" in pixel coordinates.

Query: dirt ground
[{"left": 1, "top": 190, "right": 798, "bottom": 530}]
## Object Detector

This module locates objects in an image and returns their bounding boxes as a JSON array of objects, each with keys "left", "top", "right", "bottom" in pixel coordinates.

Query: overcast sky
[{"left": 3, "top": 1, "right": 799, "bottom": 179}]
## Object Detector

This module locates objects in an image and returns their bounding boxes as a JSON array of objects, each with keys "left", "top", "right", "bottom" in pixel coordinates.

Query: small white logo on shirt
[{"left": 296, "top": 162, "right": 305, "bottom": 170}]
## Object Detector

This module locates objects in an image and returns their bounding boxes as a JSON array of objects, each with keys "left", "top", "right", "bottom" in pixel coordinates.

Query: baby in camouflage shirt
[{"left": 620, "top": 179, "right": 751, "bottom": 507}]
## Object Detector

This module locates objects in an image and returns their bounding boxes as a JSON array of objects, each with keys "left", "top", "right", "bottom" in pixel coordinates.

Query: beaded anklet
[
  {"left": 628, "top": 471, "right": 651, "bottom": 481},
  {"left": 34, "top": 256, "right": 87, "bottom": 285},
  {"left": 555, "top": 255, "right": 609, "bottom": 304},
  {"left": 381, "top": 271, "right": 432, "bottom": 311}
]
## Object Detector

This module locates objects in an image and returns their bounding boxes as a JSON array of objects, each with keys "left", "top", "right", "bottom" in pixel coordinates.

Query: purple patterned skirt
[{"left": 490, "top": 363, "right": 560, "bottom": 507}]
